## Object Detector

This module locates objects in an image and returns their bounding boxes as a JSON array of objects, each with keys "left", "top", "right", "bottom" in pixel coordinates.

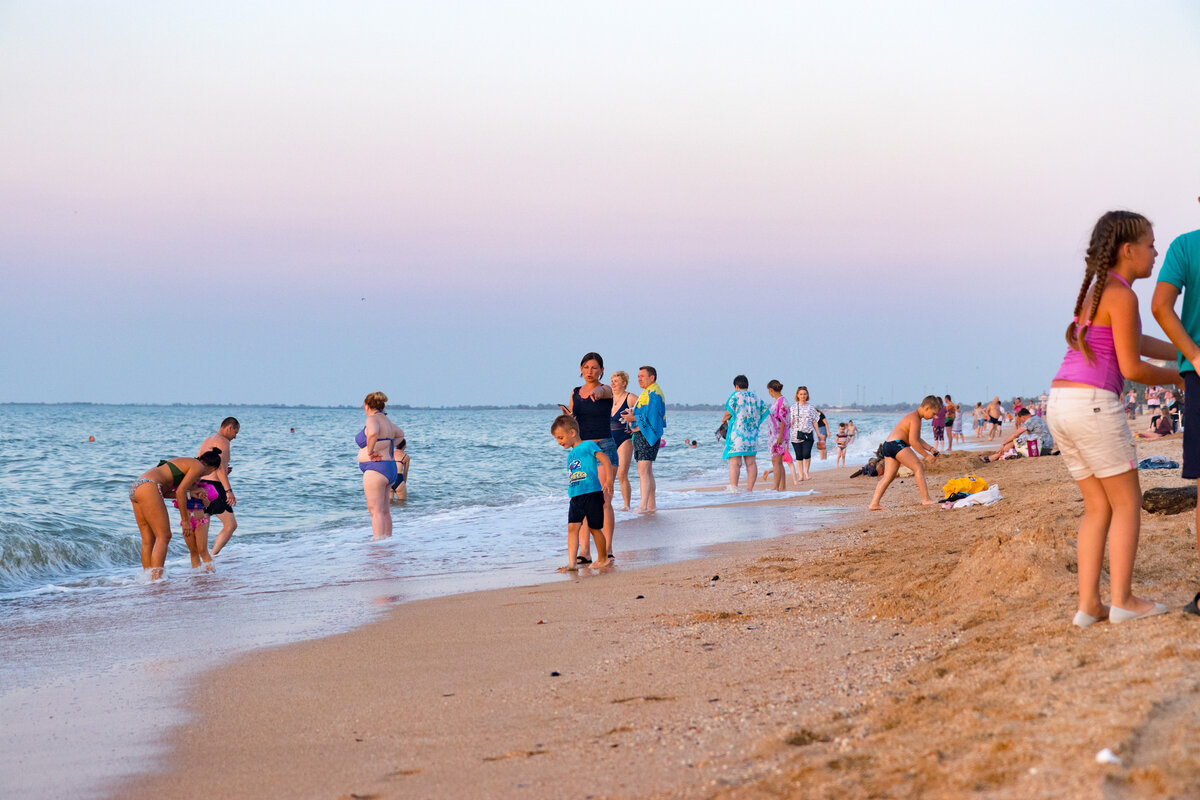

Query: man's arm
[{"left": 1152, "top": 282, "right": 1200, "bottom": 367}]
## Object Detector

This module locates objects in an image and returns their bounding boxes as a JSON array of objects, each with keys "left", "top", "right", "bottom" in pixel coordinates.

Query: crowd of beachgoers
[{"left": 124, "top": 205, "right": 1200, "bottom": 631}]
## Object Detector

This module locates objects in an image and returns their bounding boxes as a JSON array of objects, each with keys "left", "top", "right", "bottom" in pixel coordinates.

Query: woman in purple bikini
[{"left": 357, "top": 391, "right": 406, "bottom": 540}]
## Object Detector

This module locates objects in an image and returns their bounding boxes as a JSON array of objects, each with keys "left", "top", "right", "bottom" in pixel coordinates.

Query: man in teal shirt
[{"left": 1151, "top": 196, "right": 1200, "bottom": 616}]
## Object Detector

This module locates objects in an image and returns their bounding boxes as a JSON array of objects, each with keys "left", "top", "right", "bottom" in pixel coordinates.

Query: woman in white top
[{"left": 789, "top": 386, "right": 822, "bottom": 481}]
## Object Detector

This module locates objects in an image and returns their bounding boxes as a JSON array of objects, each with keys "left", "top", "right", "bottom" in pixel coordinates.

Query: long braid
[{"left": 1067, "top": 210, "right": 1151, "bottom": 365}]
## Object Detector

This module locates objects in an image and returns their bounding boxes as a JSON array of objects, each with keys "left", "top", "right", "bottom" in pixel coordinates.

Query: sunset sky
[{"left": 3, "top": 1, "right": 1198, "bottom": 407}]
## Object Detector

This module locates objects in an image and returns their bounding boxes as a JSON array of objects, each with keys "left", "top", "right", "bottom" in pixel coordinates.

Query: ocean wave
[{"left": 0, "top": 520, "right": 138, "bottom": 593}]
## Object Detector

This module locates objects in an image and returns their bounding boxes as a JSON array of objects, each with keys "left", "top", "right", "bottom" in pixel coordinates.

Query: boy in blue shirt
[
  {"left": 1151, "top": 196, "right": 1200, "bottom": 615},
  {"left": 552, "top": 414, "right": 612, "bottom": 571}
]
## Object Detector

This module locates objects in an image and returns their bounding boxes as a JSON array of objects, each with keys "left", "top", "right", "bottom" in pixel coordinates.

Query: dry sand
[{"left": 118, "top": 432, "right": 1200, "bottom": 799}]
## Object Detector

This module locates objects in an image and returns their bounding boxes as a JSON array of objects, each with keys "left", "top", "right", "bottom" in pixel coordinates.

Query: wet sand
[{"left": 117, "top": 429, "right": 1200, "bottom": 799}]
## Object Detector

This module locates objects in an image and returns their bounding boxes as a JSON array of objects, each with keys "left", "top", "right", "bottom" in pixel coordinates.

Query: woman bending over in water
[{"left": 129, "top": 449, "right": 222, "bottom": 579}]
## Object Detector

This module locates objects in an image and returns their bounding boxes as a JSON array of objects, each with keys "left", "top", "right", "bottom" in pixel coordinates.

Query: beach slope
[{"left": 120, "top": 440, "right": 1200, "bottom": 799}]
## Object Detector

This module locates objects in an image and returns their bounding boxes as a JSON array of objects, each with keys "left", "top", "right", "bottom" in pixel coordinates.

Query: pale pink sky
[{"left": 2, "top": 1, "right": 1198, "bottom": 405}]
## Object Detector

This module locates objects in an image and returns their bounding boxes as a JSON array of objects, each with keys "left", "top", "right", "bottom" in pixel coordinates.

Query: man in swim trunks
[
  {"left": 986, "top": 397, "right": 1004, "bottom": 440},
  {"left": 198, "top": 417, "right": 240, "bottom": 556},
  {"left": 868, "top": 396, "right": 941, "bottom": 511}
]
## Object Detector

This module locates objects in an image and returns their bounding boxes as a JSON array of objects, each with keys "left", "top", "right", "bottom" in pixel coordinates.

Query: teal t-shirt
[
  {"left": 567, "top": 440, "right": 603, "bottom": 498},
  {"left": 1157, "top": 229, "right": 1200, "bottom": 374}
]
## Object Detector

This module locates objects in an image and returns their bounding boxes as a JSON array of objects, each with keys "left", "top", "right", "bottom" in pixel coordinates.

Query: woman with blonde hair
[{"left": 609, "top": 370, "right": 639, "bottom": 511}]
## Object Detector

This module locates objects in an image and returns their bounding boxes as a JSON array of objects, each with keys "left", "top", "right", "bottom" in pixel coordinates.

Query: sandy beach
[{"left": 117, "top": 430, "right": 1200, "bottom": 799}]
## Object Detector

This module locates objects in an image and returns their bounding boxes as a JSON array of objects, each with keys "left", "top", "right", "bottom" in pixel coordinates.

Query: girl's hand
[{"left": 180, "top": 514, "right": 192, "bottom": 534}]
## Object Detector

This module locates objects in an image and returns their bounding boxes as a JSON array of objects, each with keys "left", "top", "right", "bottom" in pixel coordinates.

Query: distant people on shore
[
  {"left": 719, "top": 375, "right": 768, "bottom": 492},
  {"left": 560, "top": 353, "right": 615, "bottom": 558},
  {"left": 868, "top": 396, "right": 941, "bottom": 511},
  {"left": 972, "top": 402, "right": 986, "bottom": 437},
  {"left": 620, "top": 366, "right": 665, "bottom": 513},
  {"left": 357, "top": 392, "right": 406, "bottom": 540},
  {"left": 930, "top": 400, "right": 947, "bottom": 452},
  {"left": 609, "top": 370, "right": 639, "bottom": 512},
  {"left": 1151, "top": 194, "right": 1200, "bottom": 615},
  {"left": 1047, "top": 210, "right": 1178, "bottom": 628},
  {"left": 129, "top": 449, "right": 222, "bottom": 579},
  {"left": 199, "top": 417, "right": 240, "bottom": 557},
  {"left": 943, "top": 395, "right": 959, "bottom": 451},
  {"left": 765, "top": 380, "right": 790, "bottom": 491},
  {"left": 816, "top": 409, "right": 829, "bottom": 461},
  {"left": 552, "top": 414, "right": 611, "bottom": 571},
  {"left": 789, "top": 386, "right": 821, "bottom": 481}
]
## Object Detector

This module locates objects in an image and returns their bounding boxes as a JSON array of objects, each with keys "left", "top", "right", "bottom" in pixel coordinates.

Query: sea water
[{"left": 0, "top": 404, "right": 900, "bottom": 798}]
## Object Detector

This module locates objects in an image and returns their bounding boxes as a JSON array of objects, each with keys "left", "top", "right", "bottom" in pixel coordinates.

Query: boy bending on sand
[
  {"left": 868, "top": 395, "right": 942, "bottom": 510},
  {"left": 552, "top": 415, "right": 612, "bottom": 571}
]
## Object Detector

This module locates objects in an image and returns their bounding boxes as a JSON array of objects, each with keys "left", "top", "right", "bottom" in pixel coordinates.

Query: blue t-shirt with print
[
  {"left": 567, "top": 440, "right": 603, "bottom": 497},
  {"left": 1157, "top": 229, "right": 1200, "bottom": 374}
]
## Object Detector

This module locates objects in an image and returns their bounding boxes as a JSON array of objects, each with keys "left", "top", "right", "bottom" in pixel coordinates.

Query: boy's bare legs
[
  {"left": 745, "top": 455, "right": 758, "bottom": 491},
  {"left": 727, "top": 457, "right": 742, "bottom": 490},
  {"left": 590, "top": 525, "right": 608, "bottom": 562},
  {"left": 896, "top": 448, "right": 937, "bottom": 505},
  {"left": 871, "top": 449, "right": 936, "bottom": 510},
  {"left": 1100, "top": 471, "right": 1158, "bottom": 613},
  {"left": 868, "top": 456, "right": 900, "bottom": 510},
  {"left": 559, "top": 523, "right": 581, "bottom": 571}
]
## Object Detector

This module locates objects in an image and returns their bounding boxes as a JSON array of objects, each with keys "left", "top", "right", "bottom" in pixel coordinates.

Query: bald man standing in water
[{"left": 197, "top": 417, "right": 240, "bottom": 556}]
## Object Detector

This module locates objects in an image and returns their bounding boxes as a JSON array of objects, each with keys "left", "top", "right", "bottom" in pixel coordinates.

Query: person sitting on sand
[
  {"left": 1134, "top": 413, "right": 1175, "bottom": 439},
  {"left": 551, "top": 414, "right": 611, "bottom": 570},
  {"left": 868, "top": 396, "right": 942, "bottom": 510},
  {"left": 980, "top": 408, "right": 1055, "bottom": 462}
]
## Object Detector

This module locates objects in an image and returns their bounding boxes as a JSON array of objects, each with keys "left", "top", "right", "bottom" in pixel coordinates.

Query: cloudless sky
[{"left": 2, "top": 1, "right": 1199, "bottom": 407}]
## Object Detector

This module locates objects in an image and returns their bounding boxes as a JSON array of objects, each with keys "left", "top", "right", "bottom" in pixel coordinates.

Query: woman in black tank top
[{"left": 559, "top": 352, "right": 616, "bottom": 562}]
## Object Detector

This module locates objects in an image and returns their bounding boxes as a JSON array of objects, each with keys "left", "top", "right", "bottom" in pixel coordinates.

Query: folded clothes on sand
[{"left": 1138, "top": 456, "right": 1179, "bottom": 470}]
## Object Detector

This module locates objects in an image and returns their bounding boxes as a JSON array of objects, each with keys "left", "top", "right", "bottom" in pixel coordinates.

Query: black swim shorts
[
  {"left": 1183, "top": 373, "right": 1200, "bottom": 479},
  {"left": 633, "top": 431, "right": 659, "bottom": 462},
  {"left": 568, "top": 490, "right": 605, "bottom": 528},
  {"left": 880, "top": 440, "right": 909, "bottom": 459}
]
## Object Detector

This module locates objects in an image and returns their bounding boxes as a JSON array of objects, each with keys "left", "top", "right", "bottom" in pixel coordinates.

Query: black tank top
[{"left": 572, "top": 386, "right": 614, "bottom": 441}]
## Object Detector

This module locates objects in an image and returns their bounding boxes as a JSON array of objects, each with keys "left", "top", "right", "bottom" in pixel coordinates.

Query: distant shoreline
[{"left": 1, "top": 401, "right": 889, "bottom": 413}]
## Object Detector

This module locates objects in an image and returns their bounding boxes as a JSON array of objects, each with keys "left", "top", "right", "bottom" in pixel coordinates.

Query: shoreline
[{"left": 111, "top": 429, "right": 1200, "bottom": 799}]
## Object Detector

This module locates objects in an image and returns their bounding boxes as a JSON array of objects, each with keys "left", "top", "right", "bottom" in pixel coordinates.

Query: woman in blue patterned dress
[{"left": 719, "top": 375, "right": 768, "bottom": 491}]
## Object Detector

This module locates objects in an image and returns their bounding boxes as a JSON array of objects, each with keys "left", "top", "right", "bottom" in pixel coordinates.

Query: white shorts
[{"left": 1046, "top": 387, "right": 1135, "bottom": 481}]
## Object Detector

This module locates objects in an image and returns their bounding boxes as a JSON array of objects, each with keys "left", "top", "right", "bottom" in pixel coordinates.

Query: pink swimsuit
[{"left": 1052, "top": 273, "right": 1129, "bottom": 396}]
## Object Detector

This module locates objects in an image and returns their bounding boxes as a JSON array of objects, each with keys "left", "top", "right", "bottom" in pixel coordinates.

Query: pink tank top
[{"left": 1052, "top": 273, "right": 1129, "bottom": 396}]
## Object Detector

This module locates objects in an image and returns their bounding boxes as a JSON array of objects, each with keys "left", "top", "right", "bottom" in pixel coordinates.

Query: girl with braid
[{"left": 1047, "top": 211, "right": 1181, "bottom": 628}]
